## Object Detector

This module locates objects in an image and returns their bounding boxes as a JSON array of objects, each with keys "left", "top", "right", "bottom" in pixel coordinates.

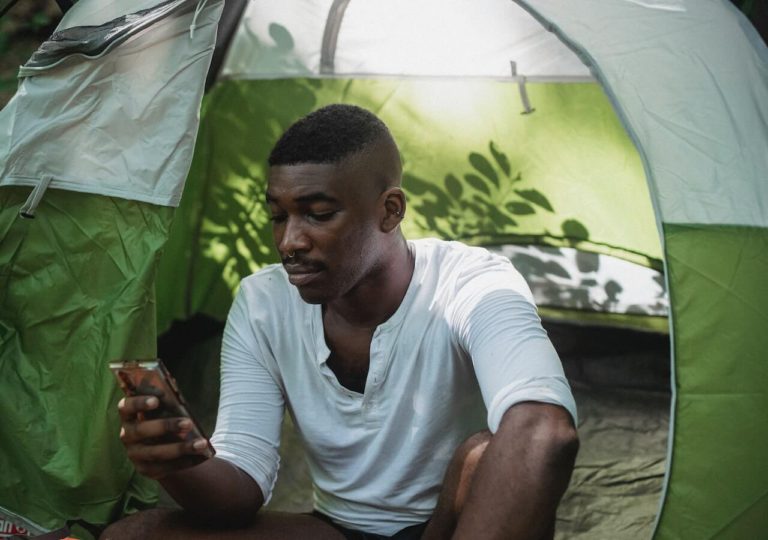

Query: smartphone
[{"left": 109, "top": 359, "right": 215, "bottom": 459}]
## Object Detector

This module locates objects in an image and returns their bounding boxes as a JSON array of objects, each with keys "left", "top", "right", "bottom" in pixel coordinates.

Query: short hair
[{"left": 268, "top": 104, "right": 393, "bottom": 166}]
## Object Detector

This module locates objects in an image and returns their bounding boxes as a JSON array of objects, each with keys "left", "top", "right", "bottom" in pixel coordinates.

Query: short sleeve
[
  {"left": 450, "top": 251, "right": 578, "bottom": 432},
  {"left": 210, "top": 284, "right": 285, "bottom": 503}
]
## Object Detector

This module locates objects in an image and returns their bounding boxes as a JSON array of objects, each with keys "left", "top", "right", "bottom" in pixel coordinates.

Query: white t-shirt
[{"left": 211, "top": 238, "right": 577, "bottom": 535}]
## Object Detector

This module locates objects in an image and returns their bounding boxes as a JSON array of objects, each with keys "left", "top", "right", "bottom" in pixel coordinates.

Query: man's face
[{"left": 266, "top": 158, "right": 383, "bottom": 304}]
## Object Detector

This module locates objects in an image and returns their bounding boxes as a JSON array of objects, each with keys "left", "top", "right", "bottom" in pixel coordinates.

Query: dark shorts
[{"left": 311, "top": 511, "right": 429, "bottom": 540}]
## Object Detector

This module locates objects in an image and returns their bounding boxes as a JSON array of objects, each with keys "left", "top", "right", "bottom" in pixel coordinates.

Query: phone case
[{"left": 109, "top": 359, "right": 215, "bottom": 459}]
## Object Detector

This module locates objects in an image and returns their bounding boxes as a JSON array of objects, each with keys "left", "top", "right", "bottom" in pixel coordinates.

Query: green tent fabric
[
  {"left": 0, "top": 188, "right": 168, "bottom": 534},
  {"left": 660, "top": 224, "right": 768, "bottom": 538},
  {"left": 0, "top": 0, "right": 223, "bottom": 534}
]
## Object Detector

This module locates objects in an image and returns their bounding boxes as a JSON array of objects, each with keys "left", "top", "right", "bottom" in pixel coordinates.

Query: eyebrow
[{"left": 265, "top": 192, "right": 340, "bottom": 204}]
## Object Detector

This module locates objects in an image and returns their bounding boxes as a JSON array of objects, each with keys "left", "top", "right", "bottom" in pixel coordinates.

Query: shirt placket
[{"left": 362, "top": 326, "right": 389, "bottom": 426}]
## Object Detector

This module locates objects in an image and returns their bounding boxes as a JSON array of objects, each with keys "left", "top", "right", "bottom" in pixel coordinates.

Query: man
[{"left": 104, "top": 104, "right": 578, "bottom": 540}]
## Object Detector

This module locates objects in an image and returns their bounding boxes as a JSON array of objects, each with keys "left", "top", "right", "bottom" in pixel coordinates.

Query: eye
[
  {"left": 269, "top": 214, "right": 287, "bottom": 224},
  {"left": 308, "top": 211, "right": 337, "bottom": 222}
]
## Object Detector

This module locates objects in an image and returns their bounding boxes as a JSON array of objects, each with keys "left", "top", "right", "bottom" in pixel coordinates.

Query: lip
[
  {"left": 287, "top": 270, "right": 323, "bottom": 287},
  {"left": 284, "top": 263, "right": 324, "bottom": 286}
]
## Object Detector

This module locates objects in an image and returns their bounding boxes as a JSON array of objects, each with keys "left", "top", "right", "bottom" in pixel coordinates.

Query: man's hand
[
  {"left": 118, "top": 395, "right": 265, "bottom": 525},
  {"left": 118, "top": 395, "right": 210, "bottom": 480}
]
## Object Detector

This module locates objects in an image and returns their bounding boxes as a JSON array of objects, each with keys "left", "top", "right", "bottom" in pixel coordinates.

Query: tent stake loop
[
  {"left": 189, "top": 0, "right": 209, "bottom": 40},
  {"left": 510, "top": 61, "right": 535, "bottom": 115},
  {"left": 19, "top": 175, "right": 53, "bottom": 219}
]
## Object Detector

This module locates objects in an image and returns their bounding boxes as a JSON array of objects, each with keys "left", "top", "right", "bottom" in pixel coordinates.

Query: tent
[
  {"left": 0, "top": 0, "right": 223, "bottom": 536},
  {"left": 1, "top": 0, "right": 766, "bottom": 537}
]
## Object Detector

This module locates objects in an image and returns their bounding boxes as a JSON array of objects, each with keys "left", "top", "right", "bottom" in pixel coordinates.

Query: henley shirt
[{"left": 211, "top": 238, "right": 577, "bottom": 535}]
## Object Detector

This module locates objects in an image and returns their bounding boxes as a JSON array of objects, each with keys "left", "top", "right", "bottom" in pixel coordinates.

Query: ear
[{"left": 380, "top": 187, "right": 406, "bottom": 233}]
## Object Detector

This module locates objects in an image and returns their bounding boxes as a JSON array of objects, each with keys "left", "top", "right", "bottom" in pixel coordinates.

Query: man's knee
[
  {"left": 449, "top": 430, "right": 492, "bottom": 473},
  {"left": 423, "top": 431, "right": 493, "bottom": 539},
  {"left": 442, "top": 430, "right": 493, "bottom": 506},
  {"left": 100, "top": 508, "right": 178, "bottom": 540}
]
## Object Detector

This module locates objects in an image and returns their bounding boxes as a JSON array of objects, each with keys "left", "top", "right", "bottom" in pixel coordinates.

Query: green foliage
[
  {"left": 732, "top": 0, "right": 755, "bottom": 16},
  {"left": 29, "top": 10, "right": 54, "bottom": 30},
  {"left": 0, "top": 1, "right": 61, "bottom": 107}
]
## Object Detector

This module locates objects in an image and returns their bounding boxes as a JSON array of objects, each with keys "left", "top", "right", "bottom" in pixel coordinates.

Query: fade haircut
[{"left": 268, "top": 104, "right": 393, "bottom": 166}]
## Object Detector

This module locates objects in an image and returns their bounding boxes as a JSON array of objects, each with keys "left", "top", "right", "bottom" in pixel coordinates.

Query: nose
[{"left": 276, "top": 215, "right": 311, "bottom": 258}]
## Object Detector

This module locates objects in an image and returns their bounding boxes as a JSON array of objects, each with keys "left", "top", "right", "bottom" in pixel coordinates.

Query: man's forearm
[
  {"left": 160, "top": 457, "right": 265, "bottom": 525},
  {"left": 452, "top": 403, "right": 579, "bottom": 540}
]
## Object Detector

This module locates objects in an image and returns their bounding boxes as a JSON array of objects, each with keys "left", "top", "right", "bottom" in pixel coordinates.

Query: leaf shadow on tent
[
  {"left": 403, "top": 140, "right": 600, "bottom": 300},
  {"left": 503, "top": 246, "right": 667, "bottom": 318},
  {"left": 159, "top": 77, "right": 324, "bottom": 323},
  {"left": 404, "top": 140, "right": 589, "bottom": 244},
  {"left": 513, "top": 247, "right": 603, "bottom": 311},
  {"left": 200, "top": 80, "right": 323, "bottom": 289},
  {"left": 401, "top": 141, "right": 668, "bottom": 318}
]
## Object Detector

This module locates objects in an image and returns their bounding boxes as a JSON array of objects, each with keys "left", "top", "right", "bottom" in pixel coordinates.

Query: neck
[{"left": 324, "top": 235, "right": 414, "bottom": 328}]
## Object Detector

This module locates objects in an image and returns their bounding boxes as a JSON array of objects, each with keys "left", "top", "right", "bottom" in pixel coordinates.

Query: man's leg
[
  {"left": 421, "top": 430, "right": 555, "bottom": 540},
  {"left": 422, "top": 431, "right": 491, "bottom": 539},
  {"left": 100, "top": 509, "right": 345, "bottom": 540}
]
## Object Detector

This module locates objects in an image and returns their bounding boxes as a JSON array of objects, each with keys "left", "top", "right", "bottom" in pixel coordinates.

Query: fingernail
[
  {"left": 118, "top": 398, "right": 125, "bottom": 409},
  {"left": 145, "top": 397, "right": 159, "bottom": 408},
  {"left": 178, "top": 419, "right": 192, "bottom": 430},
  {"left": 193, "top": 439, "right": 207, "bottom": 450}
]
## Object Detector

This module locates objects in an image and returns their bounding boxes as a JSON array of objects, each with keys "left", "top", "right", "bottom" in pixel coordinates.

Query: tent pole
[
  {"left": 320, "top": 0, "right": 352, "bottom": 75},
  {"left": 205, "top": 0, "right": 248, "bottom": 90}
]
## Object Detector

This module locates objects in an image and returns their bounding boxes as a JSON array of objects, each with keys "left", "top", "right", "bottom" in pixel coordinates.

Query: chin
[{"left": 295, "top": 286, "right": 331, "bottom": 305}]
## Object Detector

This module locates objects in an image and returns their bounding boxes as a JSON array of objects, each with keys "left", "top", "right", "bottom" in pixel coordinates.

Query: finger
[
  {"left": 121, "top": 417, "right": 192, "bottom": 444},
  {"left": 118, "top": 395, "right": 160, "bottom": 421},
  {"left": 126, "top": 438, "right": 208, "bottom": 463},
  {"left": 133, "top": 455, "right": 207, "bottom": 480},
  {"left": 126, "top": 440, "right": 188, "bottom": 464}
]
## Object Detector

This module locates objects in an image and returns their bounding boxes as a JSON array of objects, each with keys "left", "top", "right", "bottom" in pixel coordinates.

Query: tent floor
[{"left": 158, "top": 317, "right": 671, "bottom": 538}]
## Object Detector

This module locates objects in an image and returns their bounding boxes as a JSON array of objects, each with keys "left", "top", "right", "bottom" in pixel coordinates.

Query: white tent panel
[
  {"left": 0, "top": 0, "right": 223, "bottom": 207},
  {"left": 489, "top": 245, "right": 668, "bottom": 317},
  {"left": 221, "top": 0, "right": 331, "bottom": 79},
  {"left": 523, "top": 0, "right": 768, "bottom": 227},
  {"left": 221, "top": 0, "right": 591, "bottom": 80},
  {"left": 335, "top": 0, "right": 591, "bottom": 79}
]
